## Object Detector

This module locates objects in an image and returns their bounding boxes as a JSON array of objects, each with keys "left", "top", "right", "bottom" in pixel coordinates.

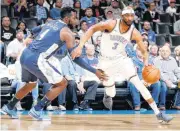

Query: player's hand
[
  {"left": 71, "top": 46, "right": 82, "bottom": 60},
  {"left": 96, "top": 69, "right": 109, "bottom": 81},
  {"left": 141, "top": 80, "right": 150, "bottom": 87}
]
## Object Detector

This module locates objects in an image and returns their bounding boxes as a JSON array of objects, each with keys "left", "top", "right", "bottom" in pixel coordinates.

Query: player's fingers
[{"left": 101, "top": 75, "right": 109, "bottom": 81}]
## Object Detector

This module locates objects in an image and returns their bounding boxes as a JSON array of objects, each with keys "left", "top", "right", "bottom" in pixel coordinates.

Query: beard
[{"left": 122, "top": 19, "right": 132, "bottom": 26}]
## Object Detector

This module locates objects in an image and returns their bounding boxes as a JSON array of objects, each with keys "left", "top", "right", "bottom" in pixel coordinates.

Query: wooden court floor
[{"left": 1, "top": 111, "right": 180, "bottom": 130}]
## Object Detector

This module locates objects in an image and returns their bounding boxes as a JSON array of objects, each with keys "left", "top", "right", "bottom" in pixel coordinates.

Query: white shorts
[
  {"left": 37, "top": 54, "right": 63, "bottom": 84},
  {"left": 97, "top": 56, "right": 136, "bottom": 81}
]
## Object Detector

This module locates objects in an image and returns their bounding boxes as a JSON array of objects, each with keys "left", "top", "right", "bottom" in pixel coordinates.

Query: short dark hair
[
  {"left": 85, "top": 7, "right": 92, "bottom": 12},
  {"left": 1, "top": 16, "right": 10, "bottom": 21},
  {"left": 60, "top": 7, "right": 74, "bottom": 19},
  {"left": 80, "top": 20, "right": 87, "bottom": 27}
]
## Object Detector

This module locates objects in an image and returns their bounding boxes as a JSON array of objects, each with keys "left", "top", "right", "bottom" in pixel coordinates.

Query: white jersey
[{"left": 100, "top": 19, "right": 134, "bottom": 58}]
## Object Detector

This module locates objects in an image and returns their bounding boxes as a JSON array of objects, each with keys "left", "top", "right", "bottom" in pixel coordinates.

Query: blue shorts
[{"left": 20, "top": 48, "right": 63, "bottom": 84}]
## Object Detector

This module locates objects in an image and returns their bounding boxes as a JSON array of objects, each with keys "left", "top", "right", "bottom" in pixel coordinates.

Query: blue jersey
[{"left": 28, "top": 20, "right": 67, "bottom": 58}]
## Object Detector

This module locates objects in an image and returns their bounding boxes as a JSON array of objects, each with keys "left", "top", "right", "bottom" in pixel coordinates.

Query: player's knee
[{"left": 55, "top": 78, "right": 68, "bottom": 87}]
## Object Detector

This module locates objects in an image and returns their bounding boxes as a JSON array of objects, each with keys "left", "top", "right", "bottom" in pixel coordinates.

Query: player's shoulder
[
  {"left": 99, "top": 19, "right": 117, "bottom": 32},
  {"left": 99, "top": 19, "right": 116, "bottom": 27}
]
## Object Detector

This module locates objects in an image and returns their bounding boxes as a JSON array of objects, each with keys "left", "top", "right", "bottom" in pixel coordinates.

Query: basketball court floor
[{"left": 1, "top": 110, "right": 180, "bottom": 130}]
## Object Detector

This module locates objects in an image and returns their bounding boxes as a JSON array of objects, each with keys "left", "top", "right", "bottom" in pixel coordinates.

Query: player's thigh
[
  {"left": 21, "top": 66, "right": 37, "bottom": 83},
  {"left": 120, "top": 57, "right": 137, "bottom": 80},
  {"left": 37, "top": 55, "right": 63, "bottom": 84}
]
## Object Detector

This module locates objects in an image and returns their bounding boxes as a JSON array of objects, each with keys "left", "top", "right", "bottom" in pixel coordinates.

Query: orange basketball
[{"left": 142, "top": 65, "right": 160, "bottom": 84}]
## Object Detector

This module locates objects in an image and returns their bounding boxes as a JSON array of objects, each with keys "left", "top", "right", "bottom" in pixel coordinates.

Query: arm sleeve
[{"left": 67, "top": 48, "right": 97, "bottom": 74}]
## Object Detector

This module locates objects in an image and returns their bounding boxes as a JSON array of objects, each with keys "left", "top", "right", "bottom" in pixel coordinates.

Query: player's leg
[
  {"left": 125, "top": 58, "right": 173, "bottom": 123},
  {"left": 31, "top": 78, "right": 67, "bottom": 112},
  {"left": 29, "top": 56, "right": 68, "bottom": 120},
  {"left": 1, "top": 68, "right": 37, "bottom": 119}
]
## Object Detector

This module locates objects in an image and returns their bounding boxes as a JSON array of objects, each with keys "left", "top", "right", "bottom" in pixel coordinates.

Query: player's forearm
[
  {"left": 142, "top": 50, "right": 149, "bottom": 66},
  {"left": 79, "top": 28, "right": 95, "bottom": 48},
  {"left": 73, "top": 57, "right": 97, "bottom": 74}
]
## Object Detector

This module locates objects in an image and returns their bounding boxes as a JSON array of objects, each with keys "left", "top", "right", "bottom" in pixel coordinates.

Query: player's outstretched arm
[
  {"left": 132, "top": 29, "right": 148, "bottom": 66},
  {"left": 78, "top": 20, "right": 115, "bottom": 48},
  {"left": 71, "top": 20, "right": 116, "bottom": 60}
]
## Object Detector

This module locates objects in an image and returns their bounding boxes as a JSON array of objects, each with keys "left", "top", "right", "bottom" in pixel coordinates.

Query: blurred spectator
[
  {"left": 100, "top": 0, "right": 108, "bottom": 7},
  {"left": 80, "top": 0, "right": 92, "bottom": 10},
  {"left": 74, "top": 0, "right": 85, "bottom": 20},
  {"left": 129, "top": 46, "right": 161, "bottom": 110},
  {"left": 132, "top": 0, "right": 144, "bottom": 19},
  {"left": 162, "top": 0, "right": 169, "bottom": 11},
  {"left": 149, "top": 44, "right": 159, "bottom": 63},
  {"left": 154, "top": 45, "right": 180, "bottom": 110},
  {"left": 78, "top": 20, "right": 92, "bottom": 45},
  {"left": 1, "top": 16, "right": 16, "bottom": 43},
  {"left": 105, "top": 0, "right": 121, "bottom": 19},
  {"left": 81, "top": 8, "right": 98, "bottom": 28},
  {"left": 166, "top": 0, "right": 177, "bottom": 16},
  {"left": 27, "top": 0, "right": 36, "bottom": 8},
  {"left": 174, "top": 19, "right": 180, "bottom": 35},
  {"left": 74, "top": 35, "right": 87, "bottom": 57},
  {"left": 50, "top": 0, "right": 62, "bottom": 19},
  {"left": 106, "top": 10, "right": 114, "bottom": 20},
  {"left": 14, "top": 0, "right": 30, "bottom": 20},
  {"left": 141, "top": 32, "right": 148, "bottom": 40},
  {"left": 2, "top": 0, "right": 16, "bottom": 17},
  {"left": 140, "top": 21, "right": 156, "bottom": 43},
  {"left": 30, "top": 0, "right": 49, "bottom": 24},
  {"left": 43, "top": 0, "right": 56, "bottom": 10},
  {"left": 6, "top": 30, "right": 25, "bottom": 64},
  {"left": 2, "top": 0, "right": 15, "bottom": 6},
  {"left": 94, "top": 35, "right": 101, "bottom": 57},
  {"left": 61, "top": 0, "right": 73, "bottom": 8},
  {"left": 174, "top": 45, "right": 180, "bottom": 66},
  {"left": 16, "top": 21, "right": 31, "bottom": 38},
  {"left": 143, "top": 2, "right": 160, "bottom": 23},
  {"left": 84, "top": 44, "right": 99, "bottom": 67},
  {"left": 142, "top": 39, "right": 150, "bottom": 51},
  {"left": 154, "top": 0, "right": 164, "bottom": 13},
  {"left": 83, "top": 44, "right": 99, "bottom": 80},
  {"left": 91, "top": 0, "right": 106, "bottom": 19},
  {"left": 78, "top": 20, "right": 88, "bottom": 37}
]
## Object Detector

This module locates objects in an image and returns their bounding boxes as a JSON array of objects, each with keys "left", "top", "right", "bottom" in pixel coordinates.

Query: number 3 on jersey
[{"left": 112, "top": 42, "right": 119, "bottom": 50}]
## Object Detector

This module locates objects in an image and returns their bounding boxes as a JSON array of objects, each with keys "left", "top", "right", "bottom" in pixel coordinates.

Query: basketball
[{"left": 142, "top": 65, "right": 160, "bottom": 84}]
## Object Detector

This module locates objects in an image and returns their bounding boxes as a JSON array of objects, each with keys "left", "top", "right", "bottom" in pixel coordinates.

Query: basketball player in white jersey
[{"left": 71, "top": 6, "right": 173, "bottom": 123}]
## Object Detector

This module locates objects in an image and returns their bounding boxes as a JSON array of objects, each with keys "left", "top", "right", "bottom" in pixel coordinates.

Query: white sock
[{"left": 149, "top": 101, "right": 160, "bottom": 115}]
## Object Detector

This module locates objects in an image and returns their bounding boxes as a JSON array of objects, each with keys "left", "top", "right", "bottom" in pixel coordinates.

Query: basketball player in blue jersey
[
  {"left": 1, "top": 7, "right": 107, "bottom": 121},
  {"left": 71, "top": 6, "right": 173, "bottom": 123}
]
